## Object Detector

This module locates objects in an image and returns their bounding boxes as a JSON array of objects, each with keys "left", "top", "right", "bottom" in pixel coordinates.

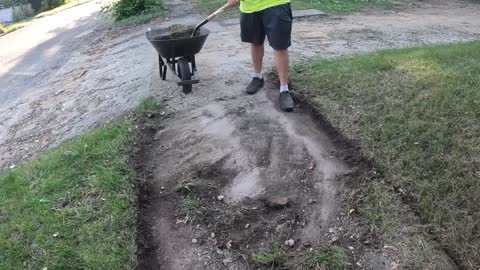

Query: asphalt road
[{"left": 0, "top": 1, "right": 101, "bottom": 109}]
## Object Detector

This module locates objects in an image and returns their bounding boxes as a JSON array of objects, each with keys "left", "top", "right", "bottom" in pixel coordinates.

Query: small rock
[
  {"left": 160, "top": 111, "right": 166, "bottom": 116},
  {"left": 329, "top": 237, "right": 339, "bottom": 244},
  {"left": 9, "top": 165, "right": 15, "bottom": 169},
  {"left": 210, "top": 233, "right": 215, "bottom": 238},
  {"left": 363, "top": 239, "right": 371, "bottom": 245},
  {"left": 390, "top": 261, "right": 400, "bottom": 270},
  {"left": 348, "top": 246, "right": 354, "bottom": 250},
  {"left": 217, "top": 195, "right": 224, "bottom": 201},
  {"left": 308, "top": 199, "right": 317, "bottom": 204},
  {"left": 147, "top": 113, "right": 153, "bottom": 118},
  {"left": 160, "top": 186, "right": 166, "bottom": 190},
  {"left": 384, "top": 245, "right": 398, "bottom": 251},
  {"left": 226, "top": 240, "right": 233, "bottom": 249},
  {"left": 55, "top": 89, "right": 65, "bottom": 95},
  {"left": 53, "top": 232, "right": 59, "bottom": 237},
  {"left": 192, "top": 239, "right": 198, "bottom": 244},
  {"left": 245, "top": 224, "right": 250, "bottom": 229},
  {"left": 222, "top": 257, "right": 233, "bottom": 265},
  {"left": 328, "top": 228, "right": 335, "bottom": 233},
  {"left": 285, "top": 239, "right": 295, "bottom": 247},
  {"left": 356, "top": 262, "right": 363, "bottom": 267}
]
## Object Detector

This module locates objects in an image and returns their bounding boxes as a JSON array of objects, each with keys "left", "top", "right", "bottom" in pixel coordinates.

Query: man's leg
[
  {"left": 263, "top": 3, "right": 294, "bottom": 111},
  {"left": 241, "top": 11, "right": 266, "bottom": 95},
  {"left": 251, "top": 43, "right": 264, "bottom": 75},
  {"left": 274, "top": 49, "right": 289, "bottom": 87}
]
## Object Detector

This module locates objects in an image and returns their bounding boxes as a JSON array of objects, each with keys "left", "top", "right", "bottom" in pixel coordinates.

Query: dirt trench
[{"left": 131, "top": 80, "right": 387, "bottom": 269}]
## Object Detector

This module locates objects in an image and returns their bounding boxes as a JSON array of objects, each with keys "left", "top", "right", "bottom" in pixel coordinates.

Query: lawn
[
  {"left": 194, "top": 0, "right": 395, "bottom": 15},
  {"left": 292, "top": 41, "right": 480, "bottom": 268},
  {"left": 0, "top": 123, "right": 136, "bottom": 269}
]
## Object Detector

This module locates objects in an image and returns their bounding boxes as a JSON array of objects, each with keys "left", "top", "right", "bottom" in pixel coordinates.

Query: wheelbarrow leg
[
  {"left": 158, "top": 55, "right": 167, "bottom": 80},
  {"left": 191, "top": 55, "right": 197, "bottom": 76}
]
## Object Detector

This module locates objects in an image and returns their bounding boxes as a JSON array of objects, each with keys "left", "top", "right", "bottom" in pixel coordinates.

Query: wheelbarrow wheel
[{"left": 177, "top": 58, "right": 192, "bottom": 94}]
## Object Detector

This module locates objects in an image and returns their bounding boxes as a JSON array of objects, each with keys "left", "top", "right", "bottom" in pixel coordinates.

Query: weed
[
  {"left": 300, "top": 247, "right": 350, "bottom": 270},
  {"left": 253, "top": 241, "right": 286, "bottom": 266},
  {"left": 135, "top": 97, "right": 161, "bottom": 113},
  {"left": 177, "top": 194, "right": 206, "bottom": 224}
]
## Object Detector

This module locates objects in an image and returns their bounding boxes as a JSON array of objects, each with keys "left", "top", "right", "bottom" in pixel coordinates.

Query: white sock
[
  {"left": 280, "top": 84, "right": 289, "bottom": 93},
  {"left": 253, "top": 72, "right": 263, "bottom": 79}
]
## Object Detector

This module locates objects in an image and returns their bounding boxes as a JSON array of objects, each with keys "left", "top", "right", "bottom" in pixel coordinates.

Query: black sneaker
[
  {"left": 246, "top": 77, "right": 264, "bottom": 95},
  {"left": 279, "top": 92, "right": 294, "bottom": 112}
]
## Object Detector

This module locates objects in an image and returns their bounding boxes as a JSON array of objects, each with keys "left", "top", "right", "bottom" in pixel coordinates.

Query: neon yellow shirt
[{"left": 240, "top": 0, "right": 290, "bottom": 13}]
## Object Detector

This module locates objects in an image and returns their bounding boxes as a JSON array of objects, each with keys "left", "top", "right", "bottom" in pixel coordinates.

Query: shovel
[{"left": 192, "top": 3, "right": 232, "bottom": 37}]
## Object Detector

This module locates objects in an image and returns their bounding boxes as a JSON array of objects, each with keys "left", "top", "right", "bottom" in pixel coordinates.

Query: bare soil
[{"left": 130, "top": 79, "right": 389, "bottom": 269}]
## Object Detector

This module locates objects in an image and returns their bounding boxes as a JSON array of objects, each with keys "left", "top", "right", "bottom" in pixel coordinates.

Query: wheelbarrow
[
  {"left": 146, "top": 3, "right": 230, "bottom": 93},
  {"left": 146, "top": 27, "right": 209, "bottom": 93}
]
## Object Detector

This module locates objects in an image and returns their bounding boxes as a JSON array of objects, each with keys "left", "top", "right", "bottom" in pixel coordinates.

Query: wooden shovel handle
[{"left": 207, "top": 3, "right": 232, "bottom": 21}]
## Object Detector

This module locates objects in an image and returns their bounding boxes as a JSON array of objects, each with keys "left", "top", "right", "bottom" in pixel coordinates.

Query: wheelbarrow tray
[{"left": 146, "top": 27, "right": 210, "bottom": 59}]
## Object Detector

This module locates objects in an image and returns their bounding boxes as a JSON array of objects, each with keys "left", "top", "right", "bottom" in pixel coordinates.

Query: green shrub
[
  {"left": 103, "top": 0, "right": 164, "bottom": 21},
  {"left": 12, "top": 4, "right": 35, "bottom": 22},
  {"left": 47, "top": 0, "right": 65, "bottom": 9},
  {"left": 28, "top": 0, "right": 42, "bottom": 11}
]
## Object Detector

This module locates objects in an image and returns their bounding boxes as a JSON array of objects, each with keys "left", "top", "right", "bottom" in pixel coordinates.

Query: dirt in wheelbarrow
[
  {"left": 130, "top": 79, "right": 389, "bottom": 270},
  {"left": 155, "top": 25, "right": 197, "bottom": 40}
]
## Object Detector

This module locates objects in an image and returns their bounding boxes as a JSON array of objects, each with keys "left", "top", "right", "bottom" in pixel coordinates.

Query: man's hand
[{"left": 228, "top": 0, "right": 240, "bottom": 6}]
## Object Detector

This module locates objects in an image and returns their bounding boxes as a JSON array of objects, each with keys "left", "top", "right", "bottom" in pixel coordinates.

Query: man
[{"left": 228, "top": 0, "right": 294, "bottom": 111}]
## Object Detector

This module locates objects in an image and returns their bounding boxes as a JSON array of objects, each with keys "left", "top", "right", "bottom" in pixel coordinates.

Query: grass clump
[
  {"left": 0, "top": 123, "right": 136, "bottom": 269},
  {"left": 135, "top": 96, "right": 161, "bottom": 113},
  {"left": 253, "top": 241, "right": 286, "bottom": 266},
  {"left": 177, "top": 194, "right": 206, "bottom": 223},
  {"left": 296, "top": 247, "right": 350, "bottom": 270},
  {"left": 292, "top": 41, "right": 480, "bottom": 268}
]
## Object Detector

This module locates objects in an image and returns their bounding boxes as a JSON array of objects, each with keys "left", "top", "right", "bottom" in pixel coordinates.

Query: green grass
[
  {"left": 0, "top": 123, "right": 136, "bottom": 269},
  {"left": 0, "top": 96, "right": 161, "bottom": 269},
  {"left": 253, "top": 241, "right": 285, "bottom": 266},
  {"left": 135, "top": 96, "right": 161, "bottom": 113},
  {"left": 194, "top": 0, "right": 395, "bottom": 15},
  {"left": 292, "top": 0, "right": 396, "bottom": 13},
  {"left": 296, "top": 247, "right": 350, "bottom": 270},
  {"left": 0, "top": 0, "right": 90, "bottom": 34},
  {"left": 177, "top": 194, "right": 206, "bottom": 223},
  {"left": 292, "top": 41, "right": 480, "bottom": 268}
]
